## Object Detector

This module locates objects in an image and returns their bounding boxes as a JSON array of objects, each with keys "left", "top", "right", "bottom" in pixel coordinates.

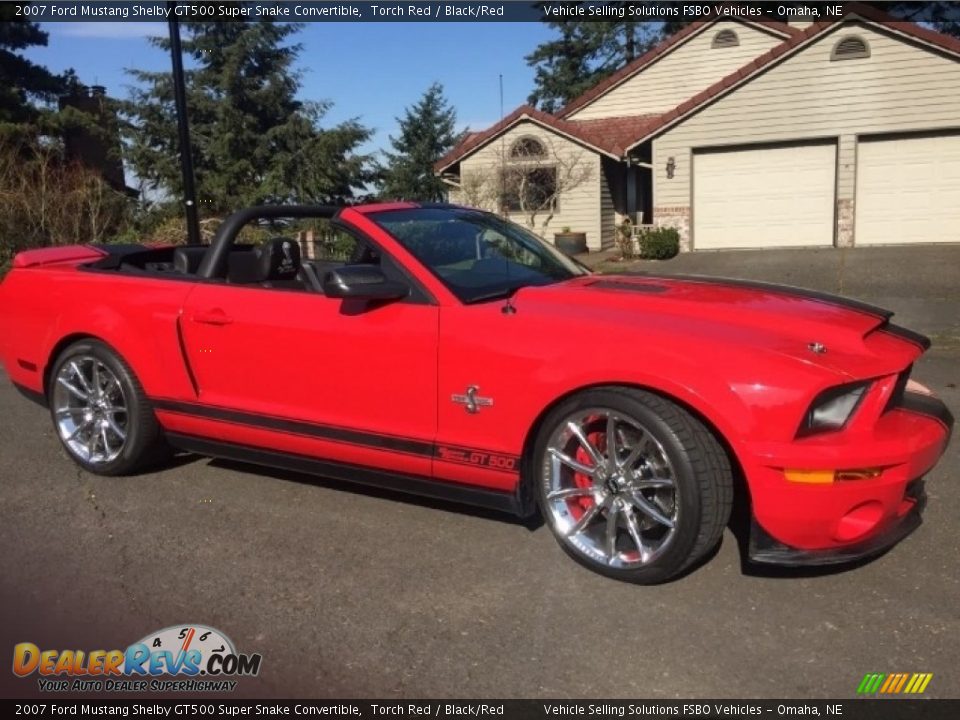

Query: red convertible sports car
[{"left": 0, "top": 204, "right": 952, "bottom": 583}]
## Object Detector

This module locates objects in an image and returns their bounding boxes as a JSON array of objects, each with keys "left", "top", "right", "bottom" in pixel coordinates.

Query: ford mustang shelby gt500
[{"left": 0, "top": 204, "right": 952, "bottom": 583}]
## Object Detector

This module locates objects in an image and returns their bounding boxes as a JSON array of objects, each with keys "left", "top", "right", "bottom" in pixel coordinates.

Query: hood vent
[{"left": 588, "top": 279, "right": 668, "bottom": 293}]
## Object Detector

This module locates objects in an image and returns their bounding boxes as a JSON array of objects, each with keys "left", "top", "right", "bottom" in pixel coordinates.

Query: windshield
[{"left": 367, "top": 207, "right": 588, "bottom": 303}]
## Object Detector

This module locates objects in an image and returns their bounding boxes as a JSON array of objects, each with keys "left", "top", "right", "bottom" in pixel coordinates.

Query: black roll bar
[{"left": 196, "top": 205, "right": 341, "bottom": 279}]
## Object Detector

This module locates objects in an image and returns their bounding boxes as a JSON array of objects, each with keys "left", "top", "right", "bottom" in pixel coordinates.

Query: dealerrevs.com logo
[{"left": 13, "top": 624, "right": 262, "bottom": 693}]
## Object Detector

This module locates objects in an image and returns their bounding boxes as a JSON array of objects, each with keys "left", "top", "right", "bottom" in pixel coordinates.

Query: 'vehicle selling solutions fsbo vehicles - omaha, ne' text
[{"left": 0, "top": 204, "right": 952, "bottom": 583}]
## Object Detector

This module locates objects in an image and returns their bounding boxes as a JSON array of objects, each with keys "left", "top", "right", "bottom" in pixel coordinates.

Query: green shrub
[{"left": 637, "top": 227, "right": 680, "bottom": 260}]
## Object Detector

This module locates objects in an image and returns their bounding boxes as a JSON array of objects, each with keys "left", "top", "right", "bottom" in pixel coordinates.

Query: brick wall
[
  {"left": 836, "top": 198, "right": 855, "bottom": 248},
  {"left": 654, "top": 206, "right": 691, "bottom": 251}
]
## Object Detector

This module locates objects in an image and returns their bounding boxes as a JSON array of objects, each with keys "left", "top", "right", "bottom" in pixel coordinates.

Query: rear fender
[
  {"left": 43, "top": 297, "right": 196, "bottom": 401},
  {"left": 3, "top": 267, "right": 198, "bottom": 402}
]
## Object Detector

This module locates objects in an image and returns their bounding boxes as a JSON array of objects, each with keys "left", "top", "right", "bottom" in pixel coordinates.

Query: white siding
[
  {"left": 568, "top": 21, "right": 785, "bottom": 120},
  {"left": 655, "top": 22, "right": 960, "bottom": 212},
  {"left": 455, "top": 122, "right": 603, "bottom": 250}
]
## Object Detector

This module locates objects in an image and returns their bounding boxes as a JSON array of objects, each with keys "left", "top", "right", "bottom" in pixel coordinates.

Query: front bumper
[
  {"left": 749, "top": 480, "right": 925, "bottom": 565},
  {"left": 743, "top": 392, "right": 952, "bottom": 564}
]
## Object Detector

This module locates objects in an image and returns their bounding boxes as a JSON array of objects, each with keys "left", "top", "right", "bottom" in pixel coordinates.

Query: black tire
[
  {"left": 47, "top": 339, "right": 168, "bottom": 476},
  {"left": 533, "top": 387, "right": 733, "bottom": 584}
]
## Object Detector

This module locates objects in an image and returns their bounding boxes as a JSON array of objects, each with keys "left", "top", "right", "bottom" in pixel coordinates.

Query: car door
[{"left": 172, "top": 230, "right": 438, "bottom": 478}]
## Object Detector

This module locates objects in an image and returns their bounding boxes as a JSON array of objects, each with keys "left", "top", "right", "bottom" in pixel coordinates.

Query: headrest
[
  {"left": 258, "top": 238, "right": 301, "bottom": 282},
  {"left": 173, "top": 246, "right": 206, "bottom": 274}
]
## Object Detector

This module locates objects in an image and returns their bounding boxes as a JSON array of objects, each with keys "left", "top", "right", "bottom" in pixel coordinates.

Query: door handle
[{"left": 193, "top": 309, "right": 233, "bottom": 326}]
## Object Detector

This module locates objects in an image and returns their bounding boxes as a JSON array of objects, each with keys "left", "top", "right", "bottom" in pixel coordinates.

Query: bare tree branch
[{"left": 454, "top": 136, "right": 593, "bottom": 237}]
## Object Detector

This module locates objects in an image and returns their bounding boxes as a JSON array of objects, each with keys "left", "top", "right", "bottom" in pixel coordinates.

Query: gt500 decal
[{"left": 435, "top": 446, "right": 518, "bottom": 472}]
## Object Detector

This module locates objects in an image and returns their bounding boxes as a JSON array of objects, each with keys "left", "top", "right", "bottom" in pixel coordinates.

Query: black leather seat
[
  {"left": 224, "top": 238, "right": 326, "bottom": 292},
  {"left": 227, "top": 248, "right": 260, "bottom": 284},
  {"left": 351, "top": 243, "right": 380, "bottom": 265},
  {"left": 298, "top": 262, "right": 324, "bottom": 293},
  {"left": 257, "top": 237, "right": 302, "bottom": 289},
  {"left": 173, "top": 246, "right": 207, "bottom": 274}
]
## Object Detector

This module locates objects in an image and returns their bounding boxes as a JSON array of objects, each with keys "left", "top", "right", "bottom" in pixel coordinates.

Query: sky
[{"left": 24, "top": 20, "right": 557, "bottom": 158}]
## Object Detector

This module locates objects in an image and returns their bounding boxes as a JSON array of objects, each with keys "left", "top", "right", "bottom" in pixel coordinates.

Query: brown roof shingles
[
  {"left": 434, "top": 106, "right": 665, "bottom": 172},
  {"left": 567, "top": 114, "right": 664, "bottom": 155}
]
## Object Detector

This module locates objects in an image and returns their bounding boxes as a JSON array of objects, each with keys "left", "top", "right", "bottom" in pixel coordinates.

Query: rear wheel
[
  {"left": 534, "top": 387, "right": 733, "bottom": 584},
  {"left": 49, "top": 339, "right": 167, "bottom": 475}
]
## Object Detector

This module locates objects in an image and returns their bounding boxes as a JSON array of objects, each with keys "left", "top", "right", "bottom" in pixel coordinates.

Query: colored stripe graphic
[
  {"left": 857, "top": 673, "right": 884, "bottom": 694},
  {"left": 858, "top": 672, "right": 932, "bottom": 694},
  {"left": 893, "top": 674, "right": 909, "bottom": 693},
  {"left": 905, "top": 673, "right": 934, "bottom": 694}
]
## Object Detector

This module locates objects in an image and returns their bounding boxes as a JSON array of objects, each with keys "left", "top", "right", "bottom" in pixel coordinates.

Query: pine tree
[
  {"left": 378, "top": 83, "right": 462, "bottom": 202},
  {"left": 525, "top": 23, "right": 604, "bottom": 115},
  {"left": 0, "top": 6, "right": 68, "bottom": 125},
  {"left": 867, "top": 1, "right": 960, "bottom": 37},
  {"left": 123, "top": 20, "right": 373, "bottom": 214}
]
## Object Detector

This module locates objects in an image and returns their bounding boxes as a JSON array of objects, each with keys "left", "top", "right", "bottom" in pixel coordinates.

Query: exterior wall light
[{"left": 665, "top": 156, "right": 676, "bottom": 179}]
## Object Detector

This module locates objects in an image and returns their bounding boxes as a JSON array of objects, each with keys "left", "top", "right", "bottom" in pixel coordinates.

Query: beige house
[{"left": 435, "top": 5, "right": 960, "bottom": 251}]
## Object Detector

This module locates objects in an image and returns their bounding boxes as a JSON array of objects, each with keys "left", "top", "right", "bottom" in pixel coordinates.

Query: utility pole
[
  {"left": 499, "top": 74, "right": 505, "bottom": 213},
  {"left": 167, "top": 1, "right": 201, "bottom": 245}
]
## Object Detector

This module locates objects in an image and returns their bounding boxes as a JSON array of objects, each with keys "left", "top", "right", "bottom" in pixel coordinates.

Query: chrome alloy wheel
[
  {"left": 52, "top": 355, "right": 128, "bottom": 465},
  {"left": 542, "top": 408, "right": 679, "bottom": 569}
]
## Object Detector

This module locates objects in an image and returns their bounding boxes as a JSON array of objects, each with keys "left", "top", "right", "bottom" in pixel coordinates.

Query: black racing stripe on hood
[
  {"left": 628, "top": 272, "right": 894, "bottom": 320},
  {"left": 589, "top": 279, "right": 668, "bottom": 293}
]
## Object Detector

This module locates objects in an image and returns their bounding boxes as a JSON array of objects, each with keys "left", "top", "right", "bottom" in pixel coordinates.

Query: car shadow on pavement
[
  {"left": 142, "top": 449, "right": 207, "bottom": 474},
  {"left": 200, "top": 455, "right": 545, "bottom": 531},
  {"left": 172, "top": 452, "right": 886, "bottom": 579}
]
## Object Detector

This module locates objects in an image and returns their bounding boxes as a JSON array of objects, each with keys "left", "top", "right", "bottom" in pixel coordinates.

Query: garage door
[
  {"left": 856, "top": 135, "right": 960, "bottom": 245},
  {"left": 693, "top": 143, "right": 836, "bottom": 249}
]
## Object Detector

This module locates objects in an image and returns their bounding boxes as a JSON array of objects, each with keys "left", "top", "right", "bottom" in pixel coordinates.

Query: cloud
[{"left": 54, "top": 23, "right": 163, "bottom": 40}]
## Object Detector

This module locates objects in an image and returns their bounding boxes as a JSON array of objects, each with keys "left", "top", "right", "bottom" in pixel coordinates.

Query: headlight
[{"left": 800, "top": 382, "right": 870, "bottom": 435}]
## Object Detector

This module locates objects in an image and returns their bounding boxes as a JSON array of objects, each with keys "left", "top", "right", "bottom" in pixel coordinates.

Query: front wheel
[
  {"left": 48, "top": 339, "right": 167, "bottom": 476},
  {"left": 534, "top": 388, "right": 733, "bottom": 584}
]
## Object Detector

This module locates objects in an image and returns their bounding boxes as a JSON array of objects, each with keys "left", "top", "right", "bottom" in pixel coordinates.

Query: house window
[
  {"left": 502, "top": 136, "right": 557, "bottom": 212},
  {"left": 711, "top": 30, "right": 739, "bottom": 48},
  {"left": 831, "top": 36, "right": 870, "bottom": 60},
  {"left": 502, "top": 166, "right": 558, "bottom": 212},
  {"left": 509, "top": 137, "right": 547, "bottom": 159}
]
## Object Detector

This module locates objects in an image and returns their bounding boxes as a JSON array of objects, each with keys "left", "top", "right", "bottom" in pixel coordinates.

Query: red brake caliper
[{"left": 568, "top": 430, "right": 605, "bottom": 520}]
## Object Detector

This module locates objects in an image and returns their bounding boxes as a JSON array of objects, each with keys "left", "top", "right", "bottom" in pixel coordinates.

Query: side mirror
[{"left": 322, "top": 265, "right": 409, "bottom": 301}]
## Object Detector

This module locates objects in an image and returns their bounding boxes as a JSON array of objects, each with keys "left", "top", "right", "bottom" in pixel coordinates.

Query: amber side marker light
[{"left": 784, "top": 468, "right": 884, "bottom": 484}]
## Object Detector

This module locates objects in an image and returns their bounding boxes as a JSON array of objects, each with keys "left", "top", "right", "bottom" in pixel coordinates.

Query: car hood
[{"left": 515, "top": 273, "right": 921, "bottom": 378}]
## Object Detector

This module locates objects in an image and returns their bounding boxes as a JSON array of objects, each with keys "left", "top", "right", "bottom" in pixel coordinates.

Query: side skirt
[{"left": 166, "top": 432, "right": 527, "bottom": 516}]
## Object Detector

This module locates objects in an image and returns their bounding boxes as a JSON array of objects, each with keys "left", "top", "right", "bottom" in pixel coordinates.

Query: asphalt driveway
[{"left": 1, "top": 244, "right": 958, "bottom": 699}]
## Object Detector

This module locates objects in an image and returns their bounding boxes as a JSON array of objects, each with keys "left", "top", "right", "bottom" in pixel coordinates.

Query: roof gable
[
  {"left": 623, "top": 4, "right": 960, "bottom": 151},
  {"left": 558, "top": 18, "right": 797, "bottom": 119},
  {"left": 436, "top": 4, "right": 960, "bottom": 173},
  {"left": 434, "top": 106, "right": 661, "bottom": 172}
]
